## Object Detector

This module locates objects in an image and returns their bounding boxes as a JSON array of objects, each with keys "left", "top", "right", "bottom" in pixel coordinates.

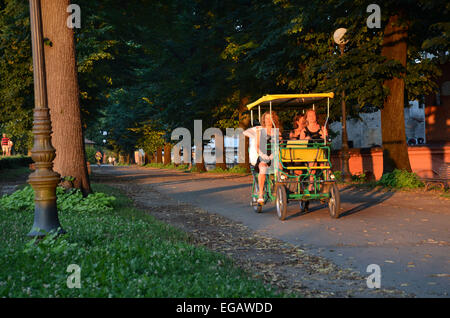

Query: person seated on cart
[
  {"left": 289, "top": 114, "right": 307, "bottom": 140},
  {"left": 300, "top": 109, "right": 327, "bottom": 141},
  {"left": 255, "top": 111, "right": 281, "bottom": 204},
  {"left": 300, "top": 109, "right": 328, "bottom": 192},
  {"left": 288, "top": 114, "right": 308, "bottom": 175}
]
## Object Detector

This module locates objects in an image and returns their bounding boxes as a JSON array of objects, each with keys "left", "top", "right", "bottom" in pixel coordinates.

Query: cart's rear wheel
[
  {"left": 300, "top": 200, "right": 310, "bottom": 212},
  {"left": 276, "top": 184, "right": 288, "bottom": 220},
  {"left": 328, "top": 183, "right": 341, "bottom": 218}
]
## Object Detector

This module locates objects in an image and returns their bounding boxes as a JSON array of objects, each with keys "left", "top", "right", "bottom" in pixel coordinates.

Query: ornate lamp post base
[
  {"left": 28, "top": 173, "right": 65, "bottom": 237},
  {"left": 27, "top": 0, "right": 64, "bottom": 237}
]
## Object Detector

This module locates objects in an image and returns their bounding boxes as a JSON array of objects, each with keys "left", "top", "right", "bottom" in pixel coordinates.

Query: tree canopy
[{"left": 0, "top": 0, "right": 448, "bottom": 170}]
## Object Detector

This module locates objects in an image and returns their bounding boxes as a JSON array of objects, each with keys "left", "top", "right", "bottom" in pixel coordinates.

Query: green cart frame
[{"left": 248, "top": 93, "right": 341, "bottom": 220}]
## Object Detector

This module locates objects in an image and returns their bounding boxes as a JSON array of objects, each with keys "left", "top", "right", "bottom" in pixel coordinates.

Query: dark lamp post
[
  {"left": 27, "top": 0, "right": 64, "bottom": 237},
  {"left": 333, "top": 28, "right": 352, "bottom": 183}
]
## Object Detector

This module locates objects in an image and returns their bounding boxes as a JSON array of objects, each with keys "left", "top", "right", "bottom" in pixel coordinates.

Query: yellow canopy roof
[{"left": 246, "top": 93, "right": 334, "bottom": 110}]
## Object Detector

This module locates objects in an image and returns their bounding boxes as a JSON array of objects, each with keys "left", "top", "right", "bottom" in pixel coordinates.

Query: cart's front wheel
[
  {"left": 276, "top": 184, "right": 288, "bottom": 220},
  {"left": 328, "top": 183, "right": 341, "bottom": 218}
]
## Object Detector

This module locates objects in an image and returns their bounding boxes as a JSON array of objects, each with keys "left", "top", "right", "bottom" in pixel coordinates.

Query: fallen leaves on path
[{"left": 96, "top": 175, "right": 412, "bottom": 298}]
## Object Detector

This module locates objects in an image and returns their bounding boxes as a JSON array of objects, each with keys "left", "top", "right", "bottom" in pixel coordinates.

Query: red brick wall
[{"left": 331, "top": 144, "right": 450, "bottom": 180}]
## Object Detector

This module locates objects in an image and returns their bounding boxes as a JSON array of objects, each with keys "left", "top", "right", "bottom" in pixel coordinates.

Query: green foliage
[
  {"left": 0, "top": 184, "right": 284, "bottom": 297},
  {"left": 208, "top": 165, "right": 249, "bottom": 174},
  {"left": 23, "top": 230, "right": 79, "bottom": 255},
  {"left": 189, "top": 165, "right": 206, "bottom": 173},
  {"left": 145, "top": 163, "right": 165, "bottom": 169},
  {"left": 130, "top": 121, "right": 165, "bottom": 154},
  {"left": 0, "top": 0, "right": 34, "bottom": 149},
  {"left": 377, "top": 169, "right": 424, "bottom": 189},
  {"left": 0, "top": 121, "right": 33, "bottom": 155},
  {"left": 84, "top": 147, "right": 97, "bottom": 164},
  {"left": 351, "top": 172, "right": 367, "bottom": 184},
  {"left": 332, "top": 170, "right": 343, "bottom": 183},
  {"left": 145, "top": 163, "right": 190, "bottom": 171},
  {"left": 0, "top": 156, "right": 32, "bottom": 170},
  {"left": 227, "top": 165, "right": 250, "bottom": 174},
  {"left": 2, "top": 0, "right": 449, "bottom": 164},
  {"left": 0, "top": 186, "right": 116, "bottom": 213}
]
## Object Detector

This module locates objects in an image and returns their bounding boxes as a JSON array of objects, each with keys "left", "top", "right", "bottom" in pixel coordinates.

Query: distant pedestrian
[
  {"left": 1, "top": 134, "right": 10, "bottom": 157},
  {"left": 7, "top": 139, "right": 13, "bottom": 156},
  {"left": 95, "top": 151, "right": 102, "bottom": 166}
]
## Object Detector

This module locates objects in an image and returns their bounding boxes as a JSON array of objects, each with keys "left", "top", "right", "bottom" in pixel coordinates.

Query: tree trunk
[
  {"left": 156, "top": 147, "right": 163, "bottom": 163},
  {"left": 164, "top": 143, "right": 172, "bottom": 165},
  {"left": 215, "top": 131, "right": 227, "bottom": 170},
  {"left": 41, "top": 0, "right": 91, "bottom": 195},
  {"left": 238, "top": 96, "right": 251, "bottom": 173},
  {"left": 195, "top": 162, "right": 206, "bottom": 172},
  {"left": 380, "top": 15, "right": 412, "bottom": 174}
]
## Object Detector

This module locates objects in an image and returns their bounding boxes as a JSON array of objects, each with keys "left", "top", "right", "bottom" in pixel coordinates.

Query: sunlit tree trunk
[
  {"left": 380, "top": 15, "right": 412, "bottom": 173},
  {"left": 164, "top": 143, "right": 172, "bottom": 165},
  {"left": 41, "top": 0, "right": 91, "bottom": 195},
  {"left": 215, "top": 131, "right": 227, "bottom": 170},
  {"left": 156, "top": 147, "right": 162, "bottom": 163},
  {"left": 238, "top": 96, "right": 251, "bottom": 173}
]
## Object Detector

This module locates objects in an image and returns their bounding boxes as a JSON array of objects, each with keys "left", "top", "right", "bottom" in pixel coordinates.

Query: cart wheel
[
  {"left": 300, "top": 200, "right": 310, "bottom": 212},
  {"left": 328, "top": 183, "right": 341, "bottom": 218},
  {"left": 276, "top": 184, "right": 288, "bottom": 220}
]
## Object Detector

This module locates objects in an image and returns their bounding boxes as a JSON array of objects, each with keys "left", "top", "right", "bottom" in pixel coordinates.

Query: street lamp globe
[{"left": 333, "top": 28, "right": 348, "bottom": 46}]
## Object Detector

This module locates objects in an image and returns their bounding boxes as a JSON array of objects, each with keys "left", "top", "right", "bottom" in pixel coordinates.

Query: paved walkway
[{"left": 93, "top": 165, "right": 449, "bottom": 297}]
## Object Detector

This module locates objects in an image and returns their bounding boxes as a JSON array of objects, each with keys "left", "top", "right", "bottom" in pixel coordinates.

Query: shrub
[
  {"left": 145, "top": 163, "right": 165, "bottom": 169},
  {"left": 332, "top": 170, "right": 343, "bottom": 183},
  {"left": 0, "top": 156, "right": 33, "bottom": 170},
  {"left": 189, "top": 165, "right": 205, "bottom": 173},
  {"left": 208, "top": 165, "right": 249, "bottom": 174},
  {"left": 377, "top": 169, "right": 424, "bottom": 189},
  {"left": 351, "top": 172, "right": 367, "bottom": 183},
  {"left": 0, "top": 186, "right": 116, "bottom": 213}
]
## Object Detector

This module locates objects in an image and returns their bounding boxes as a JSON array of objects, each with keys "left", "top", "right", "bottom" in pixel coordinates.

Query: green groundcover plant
[
  {"left": 377, "top": 169, "right": 424, "bottom": 189},
  {"left": 0, "top": 184, "right": 284, "bottom": 297},
  {"left": 145, "top": 163, "right": 190, "bottom": 171},
  {"left": 207, "top": 166, "right": 249, "bottom": 174}
]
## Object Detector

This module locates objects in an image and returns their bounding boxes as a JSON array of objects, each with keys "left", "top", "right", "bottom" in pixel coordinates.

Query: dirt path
[
  {"left": 93, "top": 167, "right": 419, "bottom": 297},
  {"left": 0, "top": 174, "right": 28, "bottom": 197}
]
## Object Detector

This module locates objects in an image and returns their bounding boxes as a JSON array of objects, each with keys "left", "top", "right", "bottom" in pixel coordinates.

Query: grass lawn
[{"left": 0, "top": 184, "right": 285, "bottom": 297}]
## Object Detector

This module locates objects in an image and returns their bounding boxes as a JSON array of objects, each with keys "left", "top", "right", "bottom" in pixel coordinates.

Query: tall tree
[
  {"left": 41, "top": 0, "right": 91, "bottom": 194},
  {"left": 380, "top": 14, "right": 411, "bottom": 172},
  {"left": 0, "top": 0, "right": 34, "bottom": 154}
]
